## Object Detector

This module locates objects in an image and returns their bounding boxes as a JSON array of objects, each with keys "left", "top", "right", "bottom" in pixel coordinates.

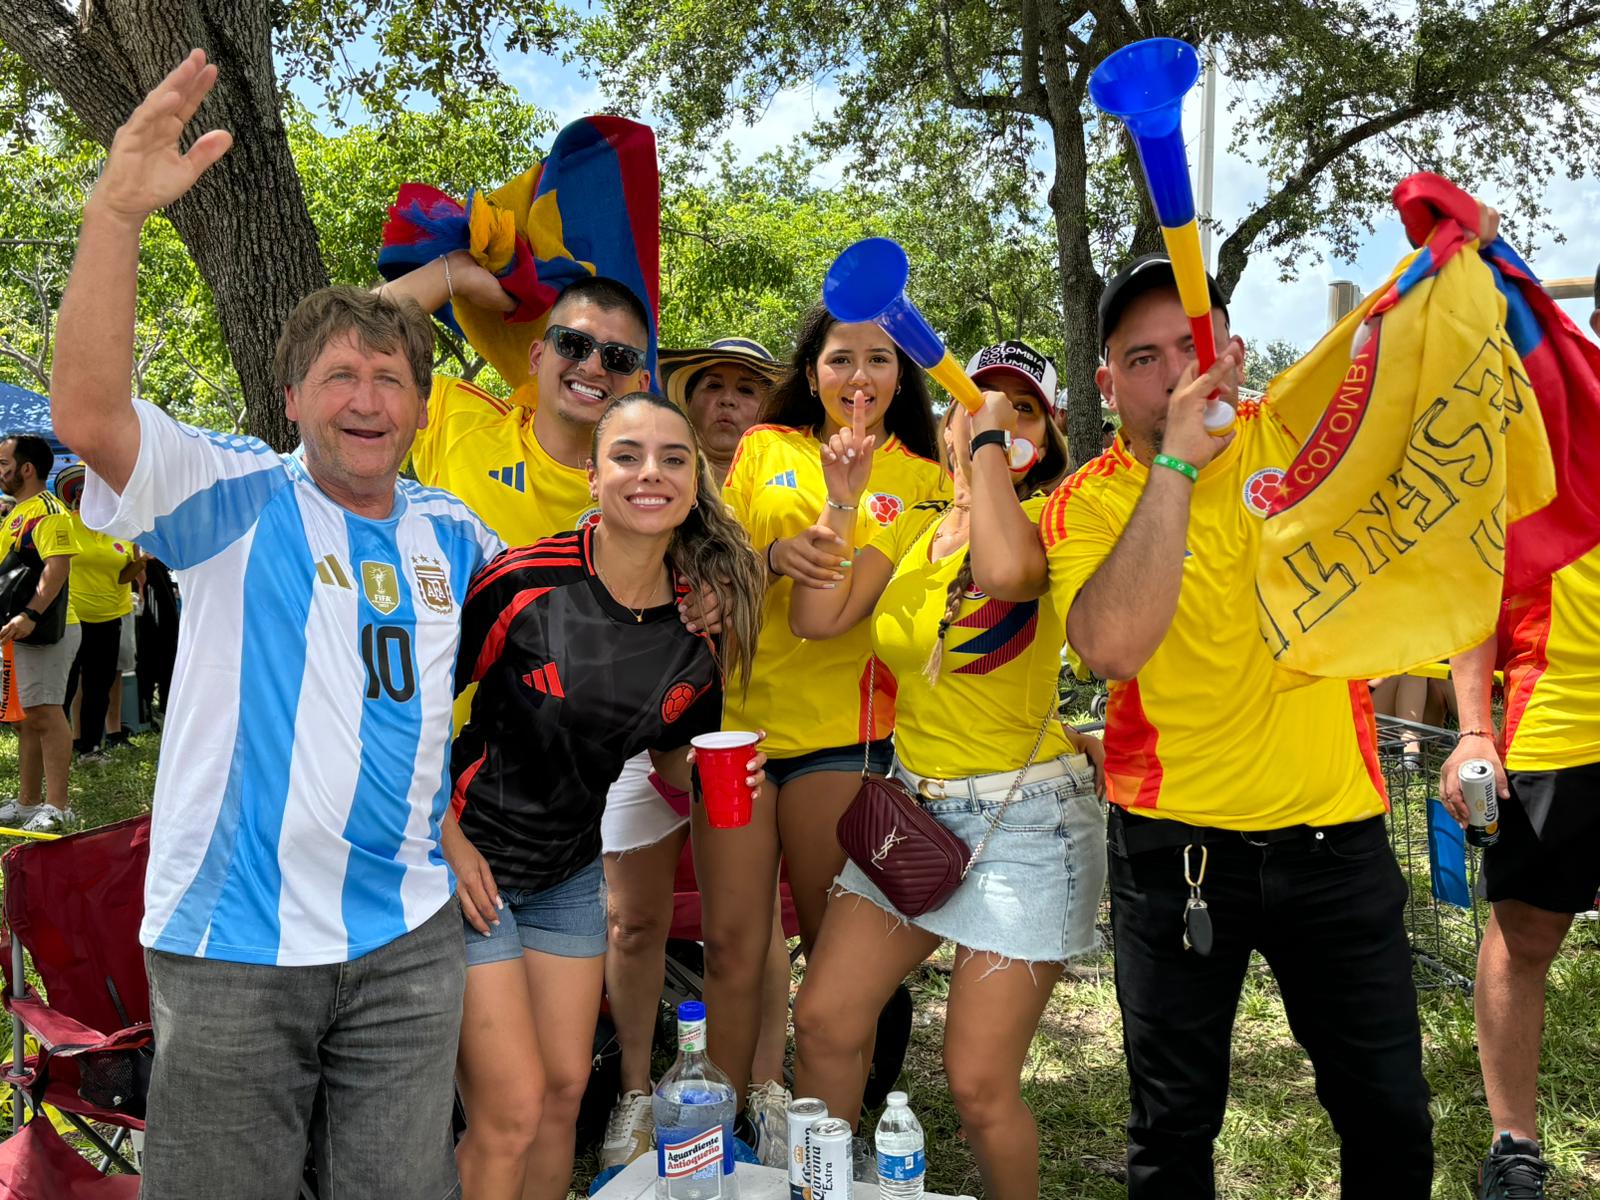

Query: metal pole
[
  {"left": 1196, "top": 48, "right": 1219, "bottom": 270},
  {"left": 10, "top": 936, "right": 22, "bottom": 1133}
]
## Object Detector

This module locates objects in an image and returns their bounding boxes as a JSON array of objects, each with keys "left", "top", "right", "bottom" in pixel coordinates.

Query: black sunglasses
[{"left": 545, "top": 324, "right": 648, "bottom": 376}]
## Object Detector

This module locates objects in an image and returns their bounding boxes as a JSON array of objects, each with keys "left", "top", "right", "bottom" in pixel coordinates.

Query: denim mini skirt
[{"left": 834, "top": 752, "right": 1107, "bottom": 963}]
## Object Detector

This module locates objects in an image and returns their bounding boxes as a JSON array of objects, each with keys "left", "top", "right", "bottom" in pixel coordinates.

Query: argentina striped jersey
[{"left": 81, "top": 401, "right": 503, "bottom": 965}]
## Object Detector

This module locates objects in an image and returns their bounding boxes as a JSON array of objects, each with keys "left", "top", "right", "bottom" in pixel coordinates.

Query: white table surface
[{"left": 593, "top": 1156, "right": 974, "bottom": 1198}]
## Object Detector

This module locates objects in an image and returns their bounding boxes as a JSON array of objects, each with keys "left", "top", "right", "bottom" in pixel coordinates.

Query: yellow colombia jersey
[
  {"left": 0, "top": 490, "right": 80, "bottom": 625},
  {"left": 722, "top": 424, "right": 950, "bottom": 759},
  {"left": 1040, "top": 403, "right": 1387, "bottom": 830},
  {"left": 413, "top": 376, "right": 597, "bottom": 546},
  {"left": 1500, "top": 541, "right": 1600, "bottom": 771},
  {"left": 869, "top": 495, "right": 1070, "bottom": 780},
  {"left": 67, "top": 514, "right": 136, "bottom": 623}
]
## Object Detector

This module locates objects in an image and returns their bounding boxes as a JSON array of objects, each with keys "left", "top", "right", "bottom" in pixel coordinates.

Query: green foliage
[
  {"left": 273, "top": 0, "right": 575, "bottom": 127},
  {"left": 659, "top": 133, "right": 1061, "bottom": 390},
  {"left": 1243, "top": 337, "right": 1304, "bottom": 394}
]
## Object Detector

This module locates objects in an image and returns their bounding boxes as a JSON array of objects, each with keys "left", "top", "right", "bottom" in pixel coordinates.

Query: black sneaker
[{"left": 1480, "top": 1132, "right": 1548, "bottom": 1199}]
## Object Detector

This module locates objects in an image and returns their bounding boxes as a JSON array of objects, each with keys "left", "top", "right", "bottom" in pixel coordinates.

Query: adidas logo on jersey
[
  {"left": 314, "top": 555, "right": 353, "bottom": 589},
  {"left": 765, "top": 470, "right": 798, "bottom": 488},
  {"left": 489, "top": 462, "right": 527, "bottom": 492},
  {"left": 522, "top": 663, "right": 565, "bottom": 697}
]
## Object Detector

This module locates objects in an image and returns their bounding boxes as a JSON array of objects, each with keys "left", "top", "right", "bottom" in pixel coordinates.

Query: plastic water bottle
[
  {"left": 654, "top": 1001, "right": 739, "bottom": 1199},
  {"left": 873, "top": 1091, "right": 925, "bottom": 1198}
]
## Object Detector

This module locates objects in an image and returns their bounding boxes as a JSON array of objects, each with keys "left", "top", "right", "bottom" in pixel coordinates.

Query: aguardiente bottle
[{"left": 653, "top": 1001, "right": 740, "bottom": 1199}]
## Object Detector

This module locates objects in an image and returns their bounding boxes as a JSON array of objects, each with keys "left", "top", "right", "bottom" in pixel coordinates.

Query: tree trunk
[
  {"left": 1036, "top": 15, "right": 1102, "bottom": 469},
  {"left": 1, "top": 0, "right": 328, "bottom": 450}
]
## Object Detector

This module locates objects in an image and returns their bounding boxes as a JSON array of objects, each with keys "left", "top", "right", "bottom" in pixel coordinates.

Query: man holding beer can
[{"left": 1442, "top": 536, "right": 1600, "bottom": 1199}]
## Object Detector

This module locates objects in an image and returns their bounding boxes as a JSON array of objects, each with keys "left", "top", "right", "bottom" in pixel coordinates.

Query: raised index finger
[{"left": 853, "top": 385, "right": 867, "bottom": 446}]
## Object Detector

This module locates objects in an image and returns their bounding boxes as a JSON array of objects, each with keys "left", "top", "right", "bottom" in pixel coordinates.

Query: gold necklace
[{"left": 595, "top": 556, "right": 663, "bottom": 623}]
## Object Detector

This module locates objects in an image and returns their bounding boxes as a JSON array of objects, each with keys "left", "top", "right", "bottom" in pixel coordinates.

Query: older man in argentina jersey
[{"left": 49, "top": 53, "right": 501, "bottom": 1199}]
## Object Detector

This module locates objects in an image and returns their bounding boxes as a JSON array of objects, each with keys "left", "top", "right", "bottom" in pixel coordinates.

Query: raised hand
[
  {"left": 820, "top": 389, "right": 875, "bottom": 506},
  {"left": 93, "top": 50, "right": 233, "bottom": 227}
]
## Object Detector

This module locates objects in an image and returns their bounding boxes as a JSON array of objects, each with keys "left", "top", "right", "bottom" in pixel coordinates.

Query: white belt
[{"left": 901, "top": 752, "right": 1090, "bottom": 802}]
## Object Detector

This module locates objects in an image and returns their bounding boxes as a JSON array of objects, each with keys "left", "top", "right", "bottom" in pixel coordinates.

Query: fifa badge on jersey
[
  {"left": 361, "top": 561, "right": 402, "bottom": 616},
  {"left": 412, "top": 556, "right": 454, "bottom": 615}
]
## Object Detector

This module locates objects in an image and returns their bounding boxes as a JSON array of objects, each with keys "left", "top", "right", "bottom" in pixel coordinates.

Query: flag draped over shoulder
[
  {"left": 378, "top": 116, "right": 661, "bottom": 390},
  {"left": 1254, "top": 173, "right": 1560, "bottom": 683}
]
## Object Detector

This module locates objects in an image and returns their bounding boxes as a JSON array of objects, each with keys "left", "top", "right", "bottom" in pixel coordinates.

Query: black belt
[{"left": 1107, "top": 805, "right": 1382, "bottom": 858}]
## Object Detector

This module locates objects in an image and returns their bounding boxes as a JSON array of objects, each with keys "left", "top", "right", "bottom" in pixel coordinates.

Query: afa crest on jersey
[{"left": 412, "top": 555, "right": 455, "bottom": 615}]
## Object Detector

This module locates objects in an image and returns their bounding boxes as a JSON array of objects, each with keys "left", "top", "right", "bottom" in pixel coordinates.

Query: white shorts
[{"left": 601, "top": 752, "right": 688, "bottom": 855}]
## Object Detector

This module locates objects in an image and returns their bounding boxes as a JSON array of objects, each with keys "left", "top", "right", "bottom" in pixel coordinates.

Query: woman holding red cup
[{"left": 442, "top": 392, "right": 766, "bottom": 1200}]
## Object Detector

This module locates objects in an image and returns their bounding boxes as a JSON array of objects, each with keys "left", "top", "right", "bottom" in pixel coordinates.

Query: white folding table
[{"left": 592, "top": 1156, "right": 975, "bottom": 1198}]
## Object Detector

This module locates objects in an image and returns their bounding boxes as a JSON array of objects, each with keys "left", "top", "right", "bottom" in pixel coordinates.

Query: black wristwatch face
[{"left": 970, "top": 429, "right": 1010, "bottom": 454}]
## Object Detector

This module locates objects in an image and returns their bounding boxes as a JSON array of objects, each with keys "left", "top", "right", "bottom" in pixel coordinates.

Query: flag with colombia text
[
  {"left": 378, "top": 116, "right": 660, "bottom": 389},
  {"left": 1253, "top": 174, "right": 1565, "bottom": 684}
]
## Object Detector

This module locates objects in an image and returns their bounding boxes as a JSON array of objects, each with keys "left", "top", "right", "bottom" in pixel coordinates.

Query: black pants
[
  {"left": 63, "top": 617, "right": 122, "bottom": 754},
  {"left": 1108, "top": 809, "right": 1432, "bottom": 1198}
]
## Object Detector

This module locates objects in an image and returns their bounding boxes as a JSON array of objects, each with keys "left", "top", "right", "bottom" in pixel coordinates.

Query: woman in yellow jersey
[
  {"left": 788, "top": 368, "right": 1104, "bottom": 1200},
  {"left": 702, "top": 305, "right": 947, "bottom": 1109},
  {"left": 56, "top": 466, "right": 144, "bottom": 757}
]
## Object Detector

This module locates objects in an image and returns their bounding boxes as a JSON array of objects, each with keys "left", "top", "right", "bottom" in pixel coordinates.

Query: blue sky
[{"left": 480, "top": 45, "right": 1600, "bottom": 352}]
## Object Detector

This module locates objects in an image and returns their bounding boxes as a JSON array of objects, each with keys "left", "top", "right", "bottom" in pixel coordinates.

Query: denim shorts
[
  {"left": 765, "top": 738, "right": 894, "bottom": 788},
  {"left": 834, "top": 753, "right": 1107, "bottom": 963},
  {"left": 463, "top": 857, "right": 608, "bottom": 965}
]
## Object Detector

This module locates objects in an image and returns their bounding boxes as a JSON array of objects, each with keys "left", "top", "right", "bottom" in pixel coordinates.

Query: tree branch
[
  {"left": 1215, "top": 98, "right": 1431, "bottom": 294},
  {"left": 0, "top": 0, "right": 140, "bottom": 146},
  {"left": 936, "top": 2, "right": 1045, "bottom": 118}
]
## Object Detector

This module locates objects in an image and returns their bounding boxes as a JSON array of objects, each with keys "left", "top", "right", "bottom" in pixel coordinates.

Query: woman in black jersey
[{"left": 443, "top": 393, "right": 766, "bottom": 1200}]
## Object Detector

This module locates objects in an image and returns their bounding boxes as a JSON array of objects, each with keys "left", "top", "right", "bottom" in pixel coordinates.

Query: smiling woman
[{"left": 441, "top": 391, "right": 765, "bottom": 1200}]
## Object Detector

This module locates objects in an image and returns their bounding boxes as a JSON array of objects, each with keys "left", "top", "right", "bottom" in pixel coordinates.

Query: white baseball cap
[{"left": 964, "top": 340, "right": 1058, "bottom": 407}]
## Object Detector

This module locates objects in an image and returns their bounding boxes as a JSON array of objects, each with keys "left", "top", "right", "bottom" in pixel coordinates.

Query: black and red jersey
[{"left": 452, "top": 527, "right": 721, "bottom": 892}]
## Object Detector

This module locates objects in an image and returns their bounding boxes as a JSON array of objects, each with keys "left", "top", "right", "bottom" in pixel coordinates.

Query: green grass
[{"left": 4, "top": 726, "right": 1598, "bottom": 1198}]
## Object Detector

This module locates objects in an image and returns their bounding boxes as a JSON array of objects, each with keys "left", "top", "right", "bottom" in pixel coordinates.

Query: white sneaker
[
  {"left": 746, "top": 1078, "right": 792, "bottom": 1169},
  {"left": 0, "top": 799, "right": 40, "bottom": 826},
  {"left": 20, "top": 805, "right": 72, "bottom": 834},
  {"left": 598, "top": 1089, "right": 654, "bottom": 1171}
]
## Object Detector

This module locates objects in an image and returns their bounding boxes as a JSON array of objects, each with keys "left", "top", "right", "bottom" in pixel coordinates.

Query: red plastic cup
[{"left": 691, "top": 731, "right": 760, "bottom": 829}]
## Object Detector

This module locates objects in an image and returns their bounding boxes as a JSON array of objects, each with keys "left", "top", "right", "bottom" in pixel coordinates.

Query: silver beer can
[
  {"left": 804, "top": 1116, "right": 854, "bottom": 1199},
  {"left": 1459, "top": 757, "right": 1500, "bottom": 847},
  {"left": 786, "top": 1097, "right": 828, "bottom": 1200}
]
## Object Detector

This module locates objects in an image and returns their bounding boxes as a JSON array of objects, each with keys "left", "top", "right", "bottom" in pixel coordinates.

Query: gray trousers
[{"left": 141, "top": 898, "right": 465, "bottom": 1199}]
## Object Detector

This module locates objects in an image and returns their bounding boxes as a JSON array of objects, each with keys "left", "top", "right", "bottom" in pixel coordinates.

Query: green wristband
[{"left": 1152, "top": 453, "right": 1199, "bottom": 483}]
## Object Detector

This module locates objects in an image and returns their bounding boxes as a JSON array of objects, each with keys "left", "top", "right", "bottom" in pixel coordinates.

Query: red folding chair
[{"left": 1, "top": 815, "right": 153, "bottom": 1184}]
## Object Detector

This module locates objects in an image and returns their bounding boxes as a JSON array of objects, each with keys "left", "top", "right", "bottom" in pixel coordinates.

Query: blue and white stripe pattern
[{"left": 82, "top": 401, "right": 502, "bottom": 965}]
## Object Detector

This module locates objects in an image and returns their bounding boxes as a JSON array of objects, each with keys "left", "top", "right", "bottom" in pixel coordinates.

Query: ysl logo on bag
[{"left": 871, "top": 826, "right": 907, "bottom": 866}]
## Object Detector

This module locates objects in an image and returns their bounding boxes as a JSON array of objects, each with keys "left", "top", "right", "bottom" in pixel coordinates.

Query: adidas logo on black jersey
[{"left": 522, "top": 663, "right": 565, "bottom": 696}]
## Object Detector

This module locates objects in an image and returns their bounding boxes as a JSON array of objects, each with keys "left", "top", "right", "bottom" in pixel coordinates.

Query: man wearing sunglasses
[{"left": 381, "top": 251, "right": 653, "bottom": 549}]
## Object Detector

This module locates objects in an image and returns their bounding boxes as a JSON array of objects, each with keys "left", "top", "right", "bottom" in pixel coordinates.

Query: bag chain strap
[{"left": 959, "top": 705, "right": 1058, "bottom": 880}]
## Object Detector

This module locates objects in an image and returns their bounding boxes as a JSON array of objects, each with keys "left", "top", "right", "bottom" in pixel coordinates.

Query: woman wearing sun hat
[{"left": 658, "top": 337, "right": 784, "bottom": 481}]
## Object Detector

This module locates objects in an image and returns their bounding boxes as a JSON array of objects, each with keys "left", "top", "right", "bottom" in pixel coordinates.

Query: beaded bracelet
[
  {"left": 825, "top": 498, "right": 857, "bottom": 512},
  {"left": 1152, "top": 453, "right": 1198, "bottom": 482}
]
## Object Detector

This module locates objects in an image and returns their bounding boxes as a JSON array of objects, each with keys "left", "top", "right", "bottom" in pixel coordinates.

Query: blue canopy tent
[{"left": 0, "top": 381, "right": 79, "bottom": 487}]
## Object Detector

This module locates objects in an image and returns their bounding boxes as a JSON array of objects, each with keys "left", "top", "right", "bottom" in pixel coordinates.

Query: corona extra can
[
  {"left": 1460, "top": 758, "right": 1500, "bottom": 848},
  {"left": 786, "top": 1097, "right": 828, "bottom": 1200},
  {"left": 804, "top": 1116, "right": 853, "bottom": 1199}
]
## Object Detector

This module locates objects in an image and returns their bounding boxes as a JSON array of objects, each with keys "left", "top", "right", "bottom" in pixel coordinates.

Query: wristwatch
[
  {"left": 20, "top": 607, "right": 43, "bottom": 624},
  {"left": 969, "top": 429, "right": 1010, "bottom": 457}
]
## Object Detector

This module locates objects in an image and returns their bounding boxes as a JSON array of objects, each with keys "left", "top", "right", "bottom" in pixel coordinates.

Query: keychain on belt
[{"left": 1182, "top": 843, "right": 1213, "bottom": 956}]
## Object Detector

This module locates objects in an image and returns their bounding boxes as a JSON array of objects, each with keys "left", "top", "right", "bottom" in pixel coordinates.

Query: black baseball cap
[{"left": 1098, "top": 253, "right": 1229, "bottom": 356}]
